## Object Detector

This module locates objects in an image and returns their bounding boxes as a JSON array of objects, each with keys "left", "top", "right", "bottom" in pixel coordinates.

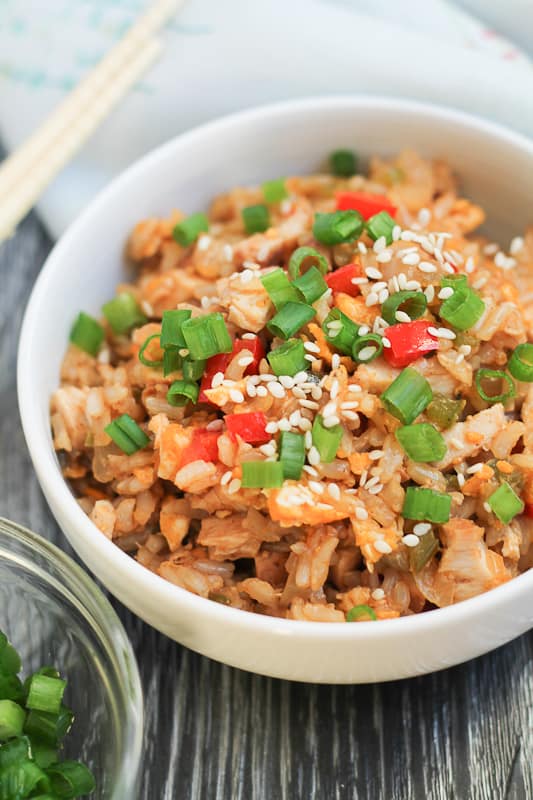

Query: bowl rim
[
  {"left": 17, "top": 94, "right": 533, "bottom": 643},
  {"left": 0, "top": 516, "right": 144, "bottom": 792}
]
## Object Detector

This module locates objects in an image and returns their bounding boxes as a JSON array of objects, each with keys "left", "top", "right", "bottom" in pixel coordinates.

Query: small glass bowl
[{"left": 0, "top": 517, "right": 143, "bottom": 798}]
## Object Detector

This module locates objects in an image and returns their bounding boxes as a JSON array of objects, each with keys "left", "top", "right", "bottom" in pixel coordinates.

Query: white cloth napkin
[{"left": 0, "top": 0, "right": 531, "bottom": 240}]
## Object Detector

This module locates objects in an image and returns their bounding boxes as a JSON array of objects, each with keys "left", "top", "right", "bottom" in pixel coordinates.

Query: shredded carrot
[
  {"left": 84, "top": 486, "right": 109, "bottom": 501},
  {"left": 496, "top": 460, "right": 514, "bottom": 475}
]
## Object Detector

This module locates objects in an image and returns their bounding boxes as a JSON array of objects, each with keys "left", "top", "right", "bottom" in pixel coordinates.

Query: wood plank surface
[{"left": 1, "top": 206, "right": 532, "bottom": 800}]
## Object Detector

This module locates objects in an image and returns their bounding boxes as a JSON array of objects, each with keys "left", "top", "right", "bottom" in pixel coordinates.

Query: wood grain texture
[{"left": 2, "top": 205, "right": 533, "bottom": 800}]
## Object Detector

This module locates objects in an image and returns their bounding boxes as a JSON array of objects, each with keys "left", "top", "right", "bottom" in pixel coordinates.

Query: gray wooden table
[{"left": 2, "top": 209, "right": 533, "bottom": 800}]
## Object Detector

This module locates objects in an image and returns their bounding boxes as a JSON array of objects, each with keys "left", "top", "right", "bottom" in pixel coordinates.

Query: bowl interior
[{"left": 0, "top": 520, "right": 142, "bottom": 798}]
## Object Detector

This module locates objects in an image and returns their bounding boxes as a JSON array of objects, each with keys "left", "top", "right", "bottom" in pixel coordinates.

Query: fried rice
[{"left": 51, "top": 148, "right": 533, "bottom": 623}]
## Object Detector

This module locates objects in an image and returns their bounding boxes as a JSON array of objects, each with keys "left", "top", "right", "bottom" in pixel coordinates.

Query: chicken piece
[
  {"left": 159, "top": 496, "right": 191, "bottom": 551},
  {"left": 158, "top": 562, "right": 224, "bottom": 598},
  {"left": 254, "top": 550, "right": 288, "bottom": 585},
  {"left": 268, "top": 484, "right": 358, "bottom": 527},
  {"left": 351, "top": 517, "right": 401, "bottom": 572},
  {"left": 435, "top": 404, "right": 507, "bottom": 469},
  {"left": 89, "top": 500, "right": 116, "bottom": 539},
  {"left": 198, "top": 509, "right": 281, "bottom": 560},
  {"left": 288, "top": 598, "right": 345, "bottom": 622},
  {"left": 238, "top": 578, "right": 280, "bottom": 608},
  {"left": 51, "top": 386, "right": 89, "bottom": 452},
  {"left": 216, "top": 271, "right": 273, "bottom": 332},
  {"left": 233, "top": 205, "right": 312, "bottom": 266}
]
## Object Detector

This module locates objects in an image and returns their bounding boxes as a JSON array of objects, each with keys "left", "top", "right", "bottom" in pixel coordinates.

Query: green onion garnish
[
  {"left": 381, "top": 291, "right": 427, "bottom": 325},
  {"left": 288, "top": 246, "right": 329, "bottom": 279},
  {"left": 352, "top": 333, "right": 383, "bottom": 364},
  {"left": 182, "top": 358, "right": 206, "bottom": 382},
  {"left": 69, "top": 312, "right": 104, "bottom": 357},
  {"left": 313, "top": 211, "right": 364, "bottom": 246},
  {"left": 138, "top": 333, "right": 163, "bottom": 368},
  {"left": 487, "top": 481, "right": 524, "bottom": 524},
  {"left": 242, "top": 204, "right": 270, "bottom": 234},
  {"left": 241, "top": 461, "right": 284, "bottom": 489},
  {"left": 267, "top": 302, "right": 315, "bottom": 340},
  {"left": 441, "top": 274, "right": 468, "bottom": 290},
  {"left": 181, "top": 312, "right": 233, "bottom": 360},
  {"left": 105, "top": 414, "right": 150, "bottom": 455},
  {"left": 160, "top": 309, "right": 191, "bottom": 349},
  {"left": 312, "top": 415, "right": 342, "bottom": 463},
  {"left": 475, "top": 369, "right": 516, "bottom": 404},
  {"left": 261, "top": 268, "right": 301, "bottom": 310},
  {"left": 0, "top": 700, "right": 25, "bottom": 740},
  {"left": 26, "top": 675, "right": 66, "bottom": 715},
  {"left": 330, "top": 149, "right": 357, "bottom": 177},
  {"left": 172, "top": 212, "right": 209, "bottom": 246},
  {"left": 102, "top": 292, "right": 147, "bottom": 335},
  {"left": 262, "top": 178, "right": 288, "bottom": 203},
  {"left": 395, "top": 423, "right": 447, "bottom": 462},
  {"left": 365, "top": 210, "right": 395, "bottom": 244},
  {"left": 279, "top": 431, "right": 305, "bottom": 480},
  {"left": 322, "top": 308, "right": 359, "bottom": 355},
  {"left": 346, "top": 605, "right": 377, "bottom": 622},
  {"left": 163, "top": 348, "right": 183, "bottom": 377},
  {"left": 381, "top": 368, "right": 433, "bottom": 425},
  {"left": 166, "top": 380, "right": 199, "bottom": 407},
  {"left": 402, "top": 487, "right": 451, "bottom": 523},
  {"left": 508, "top": 343, "right": 533, "bottom": 382},
  {"left": 425, "top": 393, "right": 465, "bottom": 429},
  {"left": 409, "top": 531, "right": 439, "bottom": 572},
  {"left": 292, "top": 266, "right": 328, "bottom": 304},
  {"left": 47, "top": 761, "right": 97, "bottom": 798},
  {"left": 267, "top": 339, "right": 307, "bottom": 377},
  {"left": 0, "top": 635, "right": 21, "bottom": 675},
  {"left": 439, "top": 286, "right": 485, "bottom": 330}
]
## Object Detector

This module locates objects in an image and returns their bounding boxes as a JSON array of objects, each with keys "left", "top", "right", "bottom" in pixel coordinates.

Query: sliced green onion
[
  {"left": 382, "top": 368, "right": 433, "bottom": 425},
  {"left": 487, "top": 481, "right": 524, "bottom": 524},
  {"left": 346, "top": 604, "right": 377, "bottom": 622},
  {"left": 261, "top": 268, "right": 301, "bottom": 310},
  {"left": 105, "top": 414, "right": 149, "bottom": 455},
  {"left": 381, "top": 291, "right": 427, "bottom": 325},
  {"left": 402, "top": 487, "right": 451, "bottom": 523},
  {"left": 267, "top": 302, "right": 315, "bottom": 340},
  {"left": 330, "top": 149, "right": 357, "bottom": 177},
  {"left": 160, "top": 309, "right": 191, "bottom": 349},
  {"left": 441, "top": 274, "right": 468, "bottom": 290},
  {"left": 241, "top": 461, "right": 284, "bottom": 489},
  {"left": 508, "top": 343, "right": 533, "bottom": 382},
  {"left": 0, "top": 637, "right": 21, "bottom": 676},
  {"left": 163, "top": 348, "right": 183, "bottom": 377},
  {"left": 172, "top": 212, "right": 209, "bottom": 246},
  {"left": 242, "top": 204, "right": 270, "bottom": 234},
  {"left": 288, "top": 246, "right": 329, "bottom": 279},
  {"left": 47, "top": 760, "right": 96, "bottom": 798},
  {"left": 425, "top": 393, "right": 465, "bottom": 429},
  {"left": 24, "top": 710, "right": 58, "bottom": 745},
  {"left": 365, "top": 210, "right": 395, "bottom": 244},
  {"left": 0, "top": 700, "right": 25, "bottom": 740},
  {"left": 312, "top": 415, "right": 342, "bottom": 463},
  {"left": 262, "top": 178, "right": 288, "bottom": 203},
  {"left": 0, "top": 760, "right": 50, "bottom": 796},
  {"left": 32, "top": 741, "right": 59, "bottom": 769},
  {"left": 138, "top": 333, "right": 163, "bottom": 368},
  {"left": 267, "top": 339, "right": 307, "bottom": 377},
  {"left": 166, "top": 380, "right": 199, "bottom": 407},
  {"left": 395, "top": 423, "right": 447, "bottom": 462},
  {"left": 352, "top": 334, "right": 383, "bottom": 363},
  {"left": 292, "top": 266, "right": 328, "bottom": 304},
  {"left": 313, "top": 211, "right": 364, "bottom": 246},
  {"left": 475, "top": 369, "right": 516, "bottom": 404},
  {"left": 0, "top": 674, "right": 23, "bottom": 703},
  {"left": 102, "top": 292, "right": 147, "bottom": 335},
  {"left": 69, "top": 312, "right": 104, "bottom": 357},
  {"left": 182, "top": 358, "right": 206, "bottom": 381},
  {"left": 181, "top": 312, "right": 232, "bottom": 360},
  {"left": 279, "top": 431, "right": 305, "bottom": 480},
  {"left": 26, "top": 675, "right": 66, "bottom": 715},
  {"left": 323, "top": 308, "right": 360, "bottom": 355},
  {"left": 409, "top": 531, "right": 439, "bottom": 572},
  {"left": 439, "top": 286, "right": 485, "bottom": 330},
  {"left": 0, "top": 736, "right": 31, "bottom": 768}
]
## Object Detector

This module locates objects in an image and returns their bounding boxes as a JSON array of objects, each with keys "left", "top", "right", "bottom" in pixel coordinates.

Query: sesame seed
[
  {"left": 265, "top": 421, "right": 278, "bottom": 434},
  {"left": 304, "top": 431, "right": 313, "bottom": 448},
  {"left": 256, "top": 386, "right": 268, "bottom": 397},
  {"left": 369, "top": 449, "right": 384, "bottom": 460},
  {"left": 294, "top": 371, "right": 309, "bottom": 384},
  {"left": 331, "top": 354, "right": 341, "bottom": 369},
  {"left": 402, "top": 252, "right": 420, "bottom": 266},
  {"left": 330, "top": 379, "right": 339, "bottom": 399},
  {"left": 435, "top": 327, "right": 456, "bottom": 340},
  {"left": 405, "top": 280, "right": 422, "bottom": 291},
  {"left": 327, "top": 483, "right": 341, "bottom": 500},
  {"left": 268, "top": 382, "right": 286, "bottom": 399},
  {"left": 200, "top": 296, "right": 210, "bottom": 308},
  {"left": 427, "top": 326, "right": 439, "bottom": 338},
  {"left": 303, "top": 465, "right": 319, "bottom": 477},
  {"left": 348, "top": 384, "right": 362, "bottom": 393},
  {"left": 300, "top": 399, "right": 319, "bottom": 411},
  {"left": 343, "top": 410, "right": 359, "bottom": 421},
  {"left": 495, "top": 251, "right": 517, "bottom": 270},
  {"left": 365, "top": 475, "right": 381, "bottom": 489},
  {"left": 304, "top": 354, "right": 316, "bottom": 363},
  {"left": 510, "top": 236, "right": 524, "bottom": 255},
  {"left": 413, "top": 523, "right": 431, "bottom": 536},
  {"left": 421, "top": 238, "right": 435, "bottom": 255},
  {"left": 311, "top": 386, "right": 323, "bottom": 401},
  {"left": 323, "top": 402, "right": 337, "bottom": 419},
  {"left": 483, "top": 502, "right": 492, "bottom": 513},
  {"left": 398, "top": 247, "right": 418, "bottom": 256},
  {"left": 197, "top": 234, "right": 212, "bottom": 251},
  {"left": 278, "top": 375, "right": 295, "bottom": 389},
  {"left": 242, "top": 332, "right": 256, "bottom": 340},
  {"left": 400, "top": 230, "right": 417, "bottom": 242},
  {"left": 365, "top": 292, "right": 379, "bottom": 307},
  {"left": 355, "top": 507, "right": 368, "bottom": 520},
  {"left": 179, "top": 348, "right": 190, "bottom": 357},
  {"left": 376, "top": 250, "right": 392, "bottom": 264},
  {"left": 352, "top": 276, "right": 369, "bottom": 286},
  {"left": 238, "top": 355, "right": 254, "bottom": 368},
  {"left": 378, "top": 288, "right": 389, "bottom": 304},
  {"left": 212, "top": 371, "right": 225, "bottom": 388},
  {"left": 457, "top": 473, "right": 465, "bottom": 487},
  {"left": 466, "top": 462, "right": 484, "bottom": 474},
  {"left": 465, "top": 256, "right": 475, "bottom": 274},
  {"left": 424, "top": 285, "right": 435, "bottom": 303},
  {"left": 259, "top": 443, "right": 277, "bottom": 456},
  {"left": 308, "top": 446, "right": 320, "bottom": 466},
  {"left": 358, "top": 325, "right": 370, "bottom": 336},
  {"left": 398, "top": 272, "right": 408, "bottom": 289},
  {"left": 230, "top": 389, "right": 244, "bottom": 403},
  {"left": 323, "top": 415, "right": 340, "bottom": 428},
  {"left": 341, "top": 401, "right": 360, "bottom": 410},
  {"left": 223, "top": 244, "right": 234, "bottom": 261},
  {"left": 372, "top": 281, "right": 388, "bottom": 292},
  {"left": 392, "top": 225, "right": 401, "bottom": 242},
  {"left": 259, "top": 373, "right": 276, "bottom": 382},
  {"left": 418, "top": 208, "right": 431, "bottom": 227},
  {"left": 372, "top": 588, "right": 385, "bottom": 600},
  {"left": 358, "top": 345, "right": 378, "bottom": 361},
  {"left": 418, "top": 261, "right": 437, "bottom": 274},
  {"left": 441, "top": 262, "right": 455, "bottom": 275},
  {"left": 472, "top": 276, "right": 488, "bottom": 290},
  {"left": 455, "top": 353, "right": 464, "bottom": 364},
  {"left": 221, "top": 470, "right": 233, "bottom": 486},
  {"left": 368, "top": 483, "right": 383, "bottom": 495},
  {"left": 228, "top": 478, "right": 242, "bottom": 494},
  {"left": 304, "top": 341, "right": 321, "bottom": 354},
  {"left": 240, "top": 269, "right": 254, "bottom": 284},
  {"left": 289, "top": 410, "right": 302, "bottom": 427},
  {"left": 450, "top": 437, "right": 463, "bottom": 449},
  {"left": 374, "top": 540, "right": 392, "bottom": 554},
  {"left": 391, "top": 276, "right": 400, "bottom": 293},
  {"left": 373, "top": 236, "right": 387, "bottom": 253},
  {"left": 278, "top": 419, "right": 292, "bottom": 431},
  {"left": 382, "top": 337, "right": 391, "bottom": 348},
  {"left": 299, "top": 418, "right": 312, "bottom": 432},
  {"left": 366, "top": 266, "right": 383, "bottom": 280},
  {"left": 459, "top": 344, "right": 471, "bottom": 355},
  {"left": 395, "top": 310, "right": 411, "bottom": 323},
  {"left": 358, "top": 242, "right": 368, "bottom": 254},
  {"left": 292, "top": 387, "right": 305, "bottom": 399},
  {"left": 402, "top": 534, "right": 420, "bottom": 548},
  {"left": 327, "top": 320, "right": 342, "bottom": 332},
  {"left": 206, "top": 419, "right": 224, "bottom": 431},
  {"left": 438, "top": 287, "right": 454, "bottom": 300},
  {"left": 308, "top": 480, "right": 324, "bottom": 495}
]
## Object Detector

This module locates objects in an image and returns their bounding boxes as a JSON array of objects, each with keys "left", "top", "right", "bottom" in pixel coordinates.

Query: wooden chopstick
[{"left": 0, "top": 0, "right": 183, "bottom": 242}]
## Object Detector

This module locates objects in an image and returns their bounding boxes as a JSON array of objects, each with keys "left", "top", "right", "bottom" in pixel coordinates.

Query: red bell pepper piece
[
  {"left": 199, "top": 336, "right": 265, "bottom": 403},
  {"left": 180, "top": 428, "right": 220, "bottom": 465},
  {"left": 325, "top": 263, "right": 363, "bottom": 296},
  {"left": 336, "top": 191, "right": 397, "bottom": 220},
  {"left": 225, "top": 412, "right": 270, "bottom": 444},
  {"left": 524, "top": 503, "right": 533, "bottom": 519},
  {"left": 383, "top": 320, "right": 439, "bottom": 368}
]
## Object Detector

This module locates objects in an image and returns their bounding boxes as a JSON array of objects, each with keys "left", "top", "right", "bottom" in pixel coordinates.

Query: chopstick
[{"left": 0, "top": 0, "right": 183, "bottom": 242}]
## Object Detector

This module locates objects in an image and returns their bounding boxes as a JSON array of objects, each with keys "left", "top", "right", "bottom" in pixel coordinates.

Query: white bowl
[{"left": 18, "top": 96, "right": 533, "bottom": 683}]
